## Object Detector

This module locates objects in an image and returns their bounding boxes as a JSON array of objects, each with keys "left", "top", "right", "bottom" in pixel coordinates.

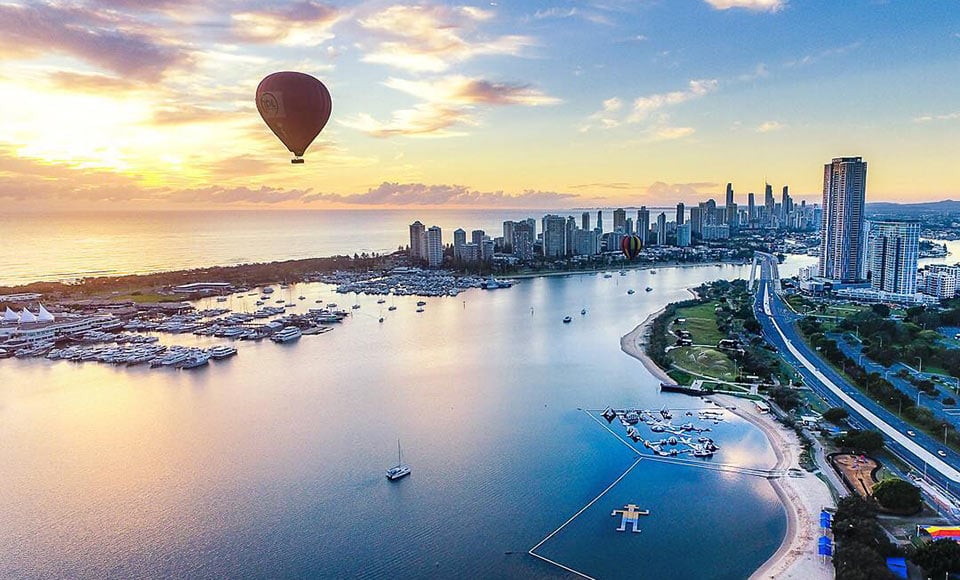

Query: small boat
[
  {"left": 379, "top": 317, "right": 384, "bottom": 323},
  {"left": 645, "top": 287, "right": 653, "bottom": 292},
  {"left": 627, "top": 289, "right": 635, "bottom": 295},
  {"left": 416, "top": 307, "right": 424, "bottom": 313},
  {"left": 388, "top": 305, "right": 397, "bottom": 311},
  {"left": 216, "top": 296, "right": 228, "bottom": 302},
  {"left": 377, "top": 298, "right": 386, "bottom": 304},
  {"left": 563, "top": 316, "right": 572, "bottom": 323},
  {"left": 416, "top": 300, "right": 427, "bottom": 306},
  {"left": 352, "top": 304, "right": 361, "bottom": 309},
  {"left": 581, "top": 309, "right": 587, "bottom": 315},
  {"left": 649, "top": 270, "right": 657, "bottom": 274},
  {"left": 386, "top": 440, "right": 411, "bottom": 480}
]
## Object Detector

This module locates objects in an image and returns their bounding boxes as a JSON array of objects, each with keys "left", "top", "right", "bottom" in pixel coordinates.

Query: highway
[{"left": 752, "top": 252, "right": 960, "bottom": 494}]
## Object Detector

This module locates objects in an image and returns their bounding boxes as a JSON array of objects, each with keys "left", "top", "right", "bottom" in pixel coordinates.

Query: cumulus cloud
[
  {"left": 533, "top": 7, "right": 612, "bottom": 25},
  {"left": 914, "top": 112, "right": 960, "bottom": 123},
  {"left": 738, "top": 63, "right": 769, "bottom": 82},
  {"left": 0, "top": 2, "right": 191, "bottom": 80},
  {"left": 755, "top": 120, "right": 785, "bottom": 132},
  {"left": 339, "top": 104, "right": 471, "bottom": 138},
  {"left": 385, "top": 76, "right": 560, "bottom": 106},
  {"left": 150, "top": 104, "right": 242, "bottom": 125},
  {"left": 628, "top": 79, "right": 718, "bottom": 123},
  {"left": 230, "top": 1, "right": 340, "bottom": 46},
  {"left": 654, "top": 126, "right": 696, "bottom": 140},
  {"left": 303, "top": 182, "right": 578, "bottom": 207},
  {"left": 359, "top": 5, "right": 534, "bottom": 73},
  {"left": 703, "top": 0, "right": 785, "bottom": 12},
  {"left": 580, "top": 97, "right": 624, "bottom": 132}
]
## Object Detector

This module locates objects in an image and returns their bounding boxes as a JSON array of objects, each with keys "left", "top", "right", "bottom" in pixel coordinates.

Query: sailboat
[{"left": 386, "top": 439, "right": 411, "bottom": 480}]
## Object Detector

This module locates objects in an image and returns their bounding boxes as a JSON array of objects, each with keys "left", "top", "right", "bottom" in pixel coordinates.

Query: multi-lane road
[{"left": 752, "top": 252, "right": 960, "bottom": 497}]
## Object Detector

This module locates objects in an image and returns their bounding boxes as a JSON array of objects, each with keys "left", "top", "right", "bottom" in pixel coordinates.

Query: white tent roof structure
[
  {"left": 37, "top": 304, "right": 55, "bottom": 322},
  {"left": 3, "top": 307, "right": 17, "bottom": 322},
  {"left": 19, "top": 308, "right": 37, "bottom": 324}
]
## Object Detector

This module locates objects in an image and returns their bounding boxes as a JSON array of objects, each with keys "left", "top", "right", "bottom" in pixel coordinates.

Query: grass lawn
[
  {"left": 669, "top": 346, "right": 738, "bottom": 381},
  {"left": 110, "top": 292, "right": 180, "bottom": 304},
  {"left": 671, "top": 302, "right": 725, "bottom": 345}
]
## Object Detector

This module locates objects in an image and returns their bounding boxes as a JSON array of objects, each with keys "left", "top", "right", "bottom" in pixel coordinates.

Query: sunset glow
[{"left": 1, "top": 1, "right": 958, "bottom": 209}]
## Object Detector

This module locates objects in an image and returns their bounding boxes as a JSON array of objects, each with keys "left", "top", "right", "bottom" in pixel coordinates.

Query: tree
[
  {"left": 841, "top": 430, "right": 885, "bottom": 454},
  {"left": 871, "top": 303, "right": 891, "bottom": 318},
  {"left": 823, "top": 407, "right": 850, "bottom": 424},
  {"left": 872, "top": 478, "right": 922, "bottom": 512},
  {"left": 913, "top": 539, "right": 960, "bottom": 578}
]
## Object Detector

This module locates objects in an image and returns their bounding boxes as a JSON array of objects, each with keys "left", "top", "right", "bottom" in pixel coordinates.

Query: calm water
[{"left": 0, "top": 260, "right": 818, "bottom": 579}]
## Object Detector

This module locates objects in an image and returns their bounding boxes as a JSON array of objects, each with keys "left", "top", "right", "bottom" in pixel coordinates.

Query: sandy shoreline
[{"left": 621, "top": 310, "right": 835, "bottom": 580}]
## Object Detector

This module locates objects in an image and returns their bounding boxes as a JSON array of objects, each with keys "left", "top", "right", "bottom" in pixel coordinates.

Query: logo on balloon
[{"left": 259, "top": 92, "right": 282, "bottom": 118}]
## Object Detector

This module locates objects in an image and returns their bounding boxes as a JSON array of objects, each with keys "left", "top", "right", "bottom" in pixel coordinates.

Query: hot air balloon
[
  {"left": 256, "top": 72, "right": 332, "bottom": 164},
  {"left": 621, "top": 235, "right": 643, "bottom": 260}
]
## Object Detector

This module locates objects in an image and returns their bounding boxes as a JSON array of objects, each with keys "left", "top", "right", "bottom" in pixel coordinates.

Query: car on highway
[
  {"left": 938, "top": 450, "right": 947, "bottom": 457},
  {"left": 907, "top": 430, "right": 916, "bottom": 437}
]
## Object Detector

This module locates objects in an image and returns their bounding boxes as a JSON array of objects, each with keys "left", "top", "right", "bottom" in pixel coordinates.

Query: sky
[{"left": 0, "top": 0, "right": 958, "bottom": 210}]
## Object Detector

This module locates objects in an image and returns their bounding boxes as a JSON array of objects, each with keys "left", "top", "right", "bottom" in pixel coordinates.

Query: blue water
[{"left": 0, "top": 262, "right": 813, "bottom": 578}]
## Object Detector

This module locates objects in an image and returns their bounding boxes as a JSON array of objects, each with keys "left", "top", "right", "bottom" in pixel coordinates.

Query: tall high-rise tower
[
  {"left": 581, "top": 211, "right": 590, "bottom": 231},
  {"left": 819, "top": 157, "right": 868, "bottom": 282},
  {"left": 747, "top": 192, "right": 755, "bottom": 224},
  {"left": 867, "top": 220, "right": 919, "bottom": 294},
  {"left": 426, "top": 226, "right": 443, "bottom": 267},
  {"left": 655, "top": 213, "right": 667, "bottom": 246},
  {"left": 597, "top": 210, "right": 603, "bottom": 232},
  {"left": 637, "top": 207, "right": 650, "bottom": 244},
  {"left": 613, "top": 208, "right": 626, "bottom": 232},
  {"left": 409, "top": 221, "right": 426, "bottom": 259},
  {"left": 675, "top": 202, "right": 685, "bottom": 225},
  {"left": 725, "top": 183, "right": 734, "bottom": 209}
]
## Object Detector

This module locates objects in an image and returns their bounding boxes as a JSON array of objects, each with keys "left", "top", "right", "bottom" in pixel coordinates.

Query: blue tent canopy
[
  {"left": 817, "top": 536, "right": 833, "bottom": 556},
  {"left": 820, "top": 511, "right": 832, "bottom": 528},
  {"left": 886, "top": 557, "right": 907, "bottom": 579}
]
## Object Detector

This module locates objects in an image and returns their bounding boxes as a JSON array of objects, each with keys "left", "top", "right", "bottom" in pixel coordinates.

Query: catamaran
[{"left": 386, "top": 440, "right": 411, "bottom": 480}]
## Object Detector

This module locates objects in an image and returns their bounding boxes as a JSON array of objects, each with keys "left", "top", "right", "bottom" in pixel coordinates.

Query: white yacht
[
  {"left": 209, "top": 345, "right": 238, "bottom": 359},
  {"left": 271, "top": 326, "right": 302, "bottom": 343},
  {"left": 386, "top": 440, "right": 411, "bottom": 480}
]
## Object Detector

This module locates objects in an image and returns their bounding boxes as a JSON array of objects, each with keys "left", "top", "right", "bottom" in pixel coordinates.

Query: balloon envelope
[
  {"left": 256, "top": 72, "right": 332, "bottom": 160},
  {"left": 621, "top": 235, "right": 643, "bottom": 260}
]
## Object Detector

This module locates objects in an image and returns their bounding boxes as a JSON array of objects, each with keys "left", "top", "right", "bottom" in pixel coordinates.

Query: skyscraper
[
  {"left": 565, "top": 216, "right": 577, "bottom": 255},
  {"left": 409, "top": 221, "right": 426, "bottom": 260},
  {"left": 426, "top": 226, "right": 443, "bottom": 268},
  {"left": 867, "top": 220, "right": 919, "bottom": 294},
  {"left": 542, "top": 214, "right": 567, "bottom": 257},
  {"left": 637, "top": 207, "right": 650, "bottom": 244},
  {"left": 581, "top": 211, "right": 590, "bottom": 231},
  {"left": 819, "top": 156, "right": 868, "bottom": 282},
  {"left": 780, "top": 186, "right": 792, "bottom": 224},
  {"left": 725, "top": 183, "right": 734, "bottom": 210},
  {"left": 656, "top": 212, "right": 667, "bottom": 246},
  {"left": 512, "top": 221, "right": 535, "bottom": 260},
  {"left": 613, "top": 208, "right": 626, "bottom": 232},
  {"left": 675, "top": 202, "right": 685, "bottom": 225},
  {"left": 676, "top": 223, "right": 691, "bottom": 247},
  {"left": 764, "top": 183, "right": 775, "bottom": 226},
  {"left": 597, "top": 210, "right": 603, "bottom": 232},
  {"left": 689, "top": 206, "right": 702, "bottom": 236},
  {"left": 502, "top": 221, "right": 516, "bottom": 253},
  {"left": 453, "top": 228, "right": 466, "bottom": 260},
  {"left": 471, "top": 229, "right": 485, "bottom": 248},
  {"left": 747, "top": 192, "right": 755, "bottom": 224}
]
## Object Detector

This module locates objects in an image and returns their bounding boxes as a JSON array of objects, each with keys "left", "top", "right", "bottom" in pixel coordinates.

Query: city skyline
[{"left": 1, "top": 1, "right": 959, "bottom": 210}]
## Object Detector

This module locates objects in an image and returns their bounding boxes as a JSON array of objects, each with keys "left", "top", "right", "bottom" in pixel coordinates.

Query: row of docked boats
[{"left": 41, "top": 343, "right": 237, "bottom": 368}]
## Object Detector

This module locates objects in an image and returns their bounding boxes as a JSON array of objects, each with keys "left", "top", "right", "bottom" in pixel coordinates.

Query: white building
[
  {"left": 867, "top": 220, "right": 919, "bottom": 295},
  {"left": 426, "top": 225, "right": 443, "bottom": 268},
  {"left": 925, "top": 271, "right": 957, "bottom": 300},
  {"left": 819, "top": 156, "right": 867, "bottom": 282}
]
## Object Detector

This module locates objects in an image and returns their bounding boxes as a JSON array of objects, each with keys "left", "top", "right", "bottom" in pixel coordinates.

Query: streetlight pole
[{"left": 917, "top": 356, "right": 923, "bottom": 374}]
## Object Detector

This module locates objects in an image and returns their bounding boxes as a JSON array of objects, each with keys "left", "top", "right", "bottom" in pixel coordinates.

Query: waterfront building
[
  {"left": 512, "top": 221, "right": 535, "bottom": 261},
  {"left": 502, "top": 221, "right": 516, "bottom": 253},
  {"left": 460, "top": 242, "right": 479, "bottom": 262},
  {"left": 565, "top": 216, "right": 577, "bottom": 255},
  {"left": 702, "top": 224, "right": 730, "bottom": 240},
  {"left": 542, "top": 214, "right": 567, "bottom": 258},
  {"left": 637, "top": 207, "right": 650, "bottom": 245},
  {"left": 747, "top": 192, "right": 756, "bottom": 224},
  {"left": 726, "top": 202, "right": 738, "bottom": 230},
  {"left": 574, "top": 228, "right": 600, "bottom": 256},
  {"left": 426, "top": 226, "right": 443, "bottom": 268},
  {"left": 819, "top": 156, "right": 868, "bottom": 283},
  {"left": 596, "top": 210, "right": 603, "bottom": 233},
  {"left": 409, "top": 221, "right": 426, "bottom": 260},
  {"left": 676, "top": 202, "right": 685, "bottom": 225},
  {"left": 471, "top": 229, "right": 485, "bottom": 248},
  {"left": 656, "top": 213, "right": 667, "bottom": 246},
  {"left": 764, "top": 183, "right": 776, "bottom": 227},
  {"left": 453, "top": 228, "right": 466, "bottom": 261},
  {"left": 613, "top": 208, "right": 626, "bottom": 233},
  {"left": 689, "top": 206, "right": 702, "bottom": 237},
  {"left": 676, "top": 223, "right": 691, "bottom": 247},
  {"left": 481, "top": 237, "right": 495, "bottom": 262},
  {"left": 867, "top": 220, "right": 919, "bottom": 295},
  {"left": 581, "top": 211, "right": 590, "bottom": 231}
]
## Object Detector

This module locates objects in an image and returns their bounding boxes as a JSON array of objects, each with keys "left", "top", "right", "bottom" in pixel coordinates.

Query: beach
[{"left": 621, "top": 309, "right": 836, "bottom": 580}]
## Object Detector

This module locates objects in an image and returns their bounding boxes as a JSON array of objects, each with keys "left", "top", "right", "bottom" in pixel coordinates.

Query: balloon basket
[{"left": 291, "top": 157, "right": 305, "bottom": 164}]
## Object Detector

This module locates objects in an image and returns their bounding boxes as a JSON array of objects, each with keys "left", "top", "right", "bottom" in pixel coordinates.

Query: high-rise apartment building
[
  {"left": 596, "top": 210, "right": 603, "bottom": 232},
  {"left": 512, "top": 221, "right": 535, "bottom": 260},
  {"left": 637, "top": 207, "right": 650, "bottom": 244},
  {"left": 725, "top": 183, "right": 734, "bottom": 210},
  {"left": 764, "top": 183, "right": 775, "bottom": 227},
  {"left": 565, "top": 217, "right": 577, "bottom": 255},
  {"left": 676, "top": 223, "right": 691, "bottom": 247},
  {"left": 676, "top": 202, "right": 685, "bottom": 225},
  {"left": 819, "top": 156, "right": 868, "bottom": 282},
  {"left": 453, "top": 228, "right": 466, "bottom": 260},
  {"left": 471, "top": 229, "right": 485, "bottom": 248},
  {"left": 502, "top": 221, "right": 516, "bottom": 253},
  {"left": 542, "top": 215, "right": 567, "bottom": 257},
  {"left": 426, "top": 226, "right": 443, "bottom": 268},
  {"left": 867, "top": 220, "right": 919, "bottom": 294},
  {"left": 780, "top": 186, "right": 792, "bottom": 224},
  {"left": 689, "top": 206, "right": 702, "bottom": 236},
  {"left": 656, "top": 212, "right": 667, "bottom": 246},
  {"left": 581, "top": 211, "right": 590, "bottom": 231},
  {"left": 613, "top": 208, "right": 626, "bottom": 232},
  {"left": 409, "top": 221, "right": 426, "bottom": 260},
  {"left": 747, "top": 192, "right": 755, "bottom": 224}
]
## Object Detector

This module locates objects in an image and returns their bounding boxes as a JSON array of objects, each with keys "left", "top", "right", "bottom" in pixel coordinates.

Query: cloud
[
  {"left": 150, "top": 104, "right": 241, "bottom": 125},
  {"left": 785, "top": 42, "right": 861, "bottom": 67},
  {"left": 165, "top": 185, "right": 312, "bottom": 205},
  {"left": 655, "top": 126, "right": 696, "bottom": 140},
  {"left": 359, "top": 5, "right": 534, "bottom": 72},
  {"left": 230, "top": 1, "right": 340, "bottom": 46},
  {"left": 703, "top": 0, "right": 786, "bottom": 12},
  {"left": 568, "top": 182, "right": 637, "bottom": 190},
  {"left": 914, "top": 112, "right": 960, "bottom": 123},
  {"left": 755, "top": 120, "right": 785, "bottom": 132},
  {"left": 628, "top": 79, "right": 718, "bottom": 123},
  {"left": 0, "top": 3, "right": 191, "bottom": 80},
  {"left": 738, "top": 63, "right": 769, "bottom": 81},
  {"left": 303, "top": 182, "right": 578, "bottom": 207},
  {"left": 646, "top": 181, "right": 719, "bottom": 198},
  {"left": 580, "top": 97, "right": 624, "bottom": 132},
  {"left": 46, "top": 71, "right": 144, "bottom": 93},
  {"left": 339, "top": 104, "right": 471, "bottom": 138},
  {"left": 384, "top": 76, "right": 560, "bottom": 106},
  {"left": 533, "top": 7, "right": 612, "bottom": 25}
]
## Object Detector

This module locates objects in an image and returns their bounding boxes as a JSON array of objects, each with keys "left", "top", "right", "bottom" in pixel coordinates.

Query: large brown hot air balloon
[{"left": 256, "top": 72, "right": 332, "bottom": 164}]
